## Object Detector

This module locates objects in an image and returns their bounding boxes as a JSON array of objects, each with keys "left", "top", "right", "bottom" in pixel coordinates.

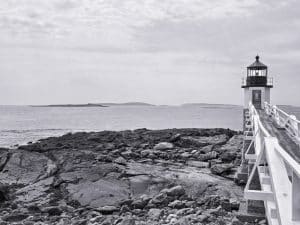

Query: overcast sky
[{"left": 0, "top": 0, "right": 299, "bottom": 106}]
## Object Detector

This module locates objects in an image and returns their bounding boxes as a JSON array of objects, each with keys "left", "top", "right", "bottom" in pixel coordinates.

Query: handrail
[
  {"left": 264, "top": 102, "right": 300, "bottom": 145},
  {"left": 245, "top": 101, "right": 300, "bottom": 225},
  {"left": 249, "top": 102, "right": 270, "bottom": 137}
]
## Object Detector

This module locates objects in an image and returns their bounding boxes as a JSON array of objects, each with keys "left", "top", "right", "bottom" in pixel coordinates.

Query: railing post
[
  {"left": 288, "top": 115, "right": 297, "bottom": 137},
  {"left": 292, "top": 172, "right": 300, "bottom": 221},
  {"left": 264, "top": 102, "right": 268, "bottom": 114},
  {"left": 273, "top": 105, "right": 280, "bottom": 126}
]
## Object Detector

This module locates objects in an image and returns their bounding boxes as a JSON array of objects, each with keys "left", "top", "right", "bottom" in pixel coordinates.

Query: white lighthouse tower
[{"left": 242, "top": 56, "right": 273, "bottom": 109}]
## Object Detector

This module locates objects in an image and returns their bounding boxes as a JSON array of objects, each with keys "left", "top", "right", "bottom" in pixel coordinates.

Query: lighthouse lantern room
[{"left": 242, "top": 56, "right": 273, "bottom": 109}]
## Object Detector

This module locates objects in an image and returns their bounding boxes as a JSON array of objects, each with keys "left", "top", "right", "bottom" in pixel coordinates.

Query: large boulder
[
  {"left": 154, "top": 142, "right": 174, "bottom": 150},
  {"left": 96, "top": 205, "right": 119, "bottom": 215},
  {"left": 161, "top": 185, "right": 185, "bottom": 197},
  {"left": 219, "top": 151, "right": 238, "bottom": 162},
  {"left": 148, "top": 208, "right": 163, "bottom": 221},
  {"left": 148, "top": 193, "right": 170, "bottom": 206},
  {"left": 66, "top": 179, "right": 130, "bottom": 207},
  {"left": 211, "top": 164, "right": 234, "bottom": 175},
  {"left": 198, "top": 151, "right": 218, "bottom": 161},
  {"left": 187, "top": 161, "right": 209, "bottom": 168},
  {"left": 0, "top": 184, "right": 9, "bottom": 202},
  {"left": 114, "top": 156, "right": 127, "bottom": 165},
  {"left": 177, "top": 135, "right": 228, "bottom": 148},
  {"left": 0, "top": 151, "right": 53, "bottom": 185}
]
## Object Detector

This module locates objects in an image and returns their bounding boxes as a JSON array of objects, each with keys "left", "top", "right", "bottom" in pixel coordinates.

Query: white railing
[
  {"left": 264, "top": 102, "right": 300, "bottom": 145},
  {"left": 244, "top": 102, "right": 300, "bottom": 225}
]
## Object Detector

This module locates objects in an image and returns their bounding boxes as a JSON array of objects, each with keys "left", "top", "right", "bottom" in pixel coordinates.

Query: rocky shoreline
[{"left": 0, "top": 128, "right": 264, "bottom": 225}]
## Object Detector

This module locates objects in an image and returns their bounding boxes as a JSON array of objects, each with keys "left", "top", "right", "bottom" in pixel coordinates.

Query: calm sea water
[{"left": 0, "top": 104, "right": 299, "bottom": 148}]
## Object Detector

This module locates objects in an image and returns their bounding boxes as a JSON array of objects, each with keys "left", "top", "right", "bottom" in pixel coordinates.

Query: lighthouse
[{"left": 242, "top": 56, "right": 273, "bottom": 109}]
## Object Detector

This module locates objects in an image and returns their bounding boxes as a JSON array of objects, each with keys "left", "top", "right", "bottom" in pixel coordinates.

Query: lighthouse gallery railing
[{"left": 244, "top": 102, "right": 300, "bottom": 225}]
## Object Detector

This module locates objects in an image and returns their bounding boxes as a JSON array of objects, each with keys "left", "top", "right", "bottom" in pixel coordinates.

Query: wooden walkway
[{"left": 258, "top": 110, "right": 300, "bottom": 163}]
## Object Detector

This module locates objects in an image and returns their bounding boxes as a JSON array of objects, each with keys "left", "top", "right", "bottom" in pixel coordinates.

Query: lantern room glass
[{"left": 247, "top": 68, "right": 267, "bottom": 77}]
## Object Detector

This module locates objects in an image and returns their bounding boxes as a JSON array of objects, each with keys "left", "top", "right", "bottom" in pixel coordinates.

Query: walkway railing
[
  {"left": 264, "top": 102, "right": 300, "bottom": 145},
  {"left": 244, "top": 102, "right": 300, "bottom": 225}
]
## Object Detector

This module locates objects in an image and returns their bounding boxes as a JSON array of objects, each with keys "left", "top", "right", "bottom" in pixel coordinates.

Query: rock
[
  {"left": 178, "top": 134, "right": 228, "bottom": 148},
  {"left": 121, "top": 150, "right": 134, "bottom": 158},
  {"left": 140, "top": 149, "right": 152, "bottom": 157},
  {"left": 2, "top": 213, "right": 29, "bottom": 222},
  {"left": 180, "top": 152, "right": 191, "bottom": 159},
  {"left": 220, "top": 199, "right": 231, "bottom": 211},
  {"left": 211, "top": 163, "right": 234, "bottom": 175},
  {"left": 73, "top": 219, "right": 89, "bottom": 225},
  {"left": 23, "top": 221, "right": 35, "bottom": 225},
  {"left": 197, "top": 214, "right": 209, "bottom": 223},
  {"left": 161, "top": 185, "right": 185, "bottom": 197},
  {"left": 89, "top": 215, "right": 103, "bottom": 223},
  {"left": 219, "top": 151, "right": 237, "bottom": 162},
  {"left": 0, "top": 150, "right": 9, "bottom": 171},
  {"left": 230, "top": 199, "right": 240, "bottom": 211},
  {"left": 198, "top": 195, "right": 221, "bottom": 208},
  {"left": 232, "top": 217, "right": 243, "bottom": 225},
  {"left": 168, "top": 200, "right": 185, "bottom": 209},
  {"left": 114, "top": 157, "right": 127, "bottom": 165},
  {"left": 147, "top": 208, "right": 163, "bottom": 220},
  {"left": 175, "top": 208, "right": 194, "bottom": 216},
  {"left": 210, "top": 158, "right": 223, "bottom": 166},
  {"left": 119, "top": 216, "right": 136, "bottom": 225},
  {"left": 0, "top": 128, "right": 243, "bottom": 225},
  {"left": 191, "top": 149, "right": 198, "bottom": 154},
  {"left": 120, "top": 205, "right": 130, "bottom": 213},
  {"left": 154, "top": 142, "right": 174, "bottom": 150},
  {"left": 259, "top": 219, "right": 267, "bottom": 225},
  {"left": 176, "top": 137, "right": 208, "bottom": 148},
  {"left": 97, "top": 206, "right": 118, "bottom": 214},
  {"left": 166, "top": 214, "right": 177, "bottom": 222},
  {"left": 131, "top": 197, "right": 150, "bottom": 209},
  {"left": 170, "top": 133, "right": 182, "bottom": 142},
  {"left": 207, "top": 206, "right": 226, "bottom": 216},
  {"left": 42, "top": 206, "right": 62, "bottom": 216},
  {"left": 187, "top": 161, "right": 209, "bottom": 168},
  {"left": 200, "top": 145, "right": 214, "bottom": 153},
  {"left": 67, "top": 179, "right": 129, "bottom": 208},
  {"left": 96, "top": 154, "right": 113, "bottom": 162},
  {"left": 0, "top": 151, "right": 51, "bottom": 185},
  {"left": 0, "top": 185, "right": 9, "bottom": 202},
  {"left": 148, "top": 193, "right": 169, "bottom": 206},
  {"left": 100, "top": 216, "right": 114, "bottom": 225},
  {"left": 198, "top": 151, "right": 218, "bottom": 161}
]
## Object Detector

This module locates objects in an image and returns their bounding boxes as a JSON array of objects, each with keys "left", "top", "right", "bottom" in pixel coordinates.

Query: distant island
[
  {"left": 100, "top": 102, "right": 155, "bottom": 107},
  {"left": 30, "top": 102, "right": 155, "bottom": 107},
  {"left": 30, "top": 102, "right": 242, "bottom": 108},
  {"left": 30, "top": 103, "right": 107, "bottom": 108}
]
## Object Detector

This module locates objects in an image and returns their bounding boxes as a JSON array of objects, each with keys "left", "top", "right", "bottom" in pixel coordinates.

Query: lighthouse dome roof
[{"left": 247, "top": 55, "right": 267, "bottom": 69}]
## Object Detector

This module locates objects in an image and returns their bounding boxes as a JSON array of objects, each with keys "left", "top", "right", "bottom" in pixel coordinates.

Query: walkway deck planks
[{"left": 258, "top": 110, "right": 300, "bottom": 163}]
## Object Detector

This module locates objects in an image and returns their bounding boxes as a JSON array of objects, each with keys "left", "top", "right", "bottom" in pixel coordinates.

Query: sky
[{"left": 0, "top": 0, "right": 300, "bottom": 106}]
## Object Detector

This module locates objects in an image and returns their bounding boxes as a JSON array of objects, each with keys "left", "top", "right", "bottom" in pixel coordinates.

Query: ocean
[{"left": 0, "top": 104, "right": 299, "bottom": 148}]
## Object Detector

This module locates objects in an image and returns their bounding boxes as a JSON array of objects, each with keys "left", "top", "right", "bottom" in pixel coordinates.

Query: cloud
[
  {"left": 0, "top": 0, "right": 300, "bottom": 105},
  {"left": 0, "top": 0, "right": 264, "bottom": 40}
]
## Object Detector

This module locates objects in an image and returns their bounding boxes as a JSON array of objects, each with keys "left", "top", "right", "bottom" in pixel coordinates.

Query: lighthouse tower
[{"left": 242, "top": 56, "right": 273, "bottom": 109}]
